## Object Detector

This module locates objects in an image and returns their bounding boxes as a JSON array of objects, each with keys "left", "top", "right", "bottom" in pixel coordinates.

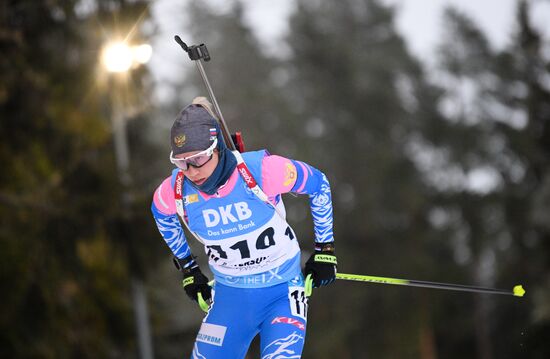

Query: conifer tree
[
  {"left": 0, "top": 1, "right": 158, "bottom": 357},
  {"left": 285, "top": 1, "right": 447, "bottom": 357}
]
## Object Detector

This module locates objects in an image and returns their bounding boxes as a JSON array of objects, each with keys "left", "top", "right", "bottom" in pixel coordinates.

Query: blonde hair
[{"left": 192, "top": 96, "right": 218, "bottom": 121}]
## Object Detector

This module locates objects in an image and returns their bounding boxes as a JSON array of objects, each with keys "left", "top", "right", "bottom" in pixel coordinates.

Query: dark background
[{"left": 1, "top": 0, "right": 549, "bottom": 358}]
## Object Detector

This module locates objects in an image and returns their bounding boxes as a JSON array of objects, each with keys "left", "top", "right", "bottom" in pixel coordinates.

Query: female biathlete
[{"left": 151, "top": 98, "right": 337, "bottom": 358}]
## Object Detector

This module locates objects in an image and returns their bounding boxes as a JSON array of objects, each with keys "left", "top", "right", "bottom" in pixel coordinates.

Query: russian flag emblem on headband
[{"left": 209, "top": 128, "right": 217, "bottom": 136}]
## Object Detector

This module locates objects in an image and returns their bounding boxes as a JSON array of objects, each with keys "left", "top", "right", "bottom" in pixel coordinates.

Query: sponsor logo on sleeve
[
  {"left": 312, "top": 193, "right": 329, "bottom": 206},
  {"left": 283, "top": 163, "right": 297, "bottom": 187}
]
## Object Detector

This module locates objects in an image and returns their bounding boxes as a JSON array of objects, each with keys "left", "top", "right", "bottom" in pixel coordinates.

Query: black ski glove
[
  {"left": 174, "top": 256, "right": 212, "bottom": 302},
  {"left": 304, "top": 242, "right": 337, "bottom": 288}
]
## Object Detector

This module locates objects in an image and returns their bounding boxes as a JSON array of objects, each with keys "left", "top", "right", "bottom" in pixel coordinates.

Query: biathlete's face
[{"left": 173, "top": 148, "right": 219, "bottom": 185}]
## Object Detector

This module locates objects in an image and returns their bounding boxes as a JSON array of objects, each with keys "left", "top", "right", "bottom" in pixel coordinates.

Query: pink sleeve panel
[
  {"left": 293, "top": 160, "right": 311, "bottom": 194},
  {"left": 152, "top": 176, "right": 177, "bottom": 215},
  {"left": 261, "top": 155, "right": 298, "bottom": 197}
]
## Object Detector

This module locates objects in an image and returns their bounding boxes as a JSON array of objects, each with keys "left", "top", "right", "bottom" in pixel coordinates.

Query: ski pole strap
[
  {"left": 182, "top": 276, "right": 195, "bottom": 287},
  {"left": 174, "top": 256, "right": 197, "bottom": 271},
  {"left": 314, "top": 254, "right": 338, "bottom": 265}
]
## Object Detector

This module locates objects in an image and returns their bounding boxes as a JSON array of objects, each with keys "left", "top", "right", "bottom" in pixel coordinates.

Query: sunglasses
[{"left": 170, "top": 138, "right": 218, "bottom": 171}]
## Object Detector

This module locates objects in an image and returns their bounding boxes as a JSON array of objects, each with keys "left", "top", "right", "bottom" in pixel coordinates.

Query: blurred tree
[
  {"left": 142, "top": 0, "right": 549, "bottom": 358},
  {"left": 488, "top": 1, "right": 550, "bottom": 358},
  {"left": 0, "top": 0, "right": 160, "bottom": 357},
  {"left": 285, "top": 1, "right": 449, "bottom": 358},
  {"left": 428, "top": 7, "right": 507, "bottom": 359},
  {"left": 426, "top": 1, "right": 550, "bottom": 358}
]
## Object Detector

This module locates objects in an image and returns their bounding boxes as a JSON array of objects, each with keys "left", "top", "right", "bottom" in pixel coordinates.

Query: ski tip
[{"left": 513, "top": 285, "right": 525, "bottom": 297}]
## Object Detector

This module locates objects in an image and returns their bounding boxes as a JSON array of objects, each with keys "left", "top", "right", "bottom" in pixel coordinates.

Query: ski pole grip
[
  {"left": 197, "top": 293, "right": 210, "bottom": 313},
  {"left": 196, "top": 280, "right": 216, "bottom": 313},
  {"left": 305, "top": 274, "right": 313, "bottom": 297}
]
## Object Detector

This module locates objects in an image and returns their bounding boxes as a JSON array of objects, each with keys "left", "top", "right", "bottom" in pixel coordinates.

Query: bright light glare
[
  {"left": 102, "top": 42, "right": 133, "bottom": 73},
  {"left": 133, "top": 44, "right": 152, "bottom": 64}
]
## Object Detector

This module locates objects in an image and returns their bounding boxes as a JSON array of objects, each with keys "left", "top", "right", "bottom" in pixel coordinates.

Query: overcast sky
[
  {"left": 147, "top": 0, "right": 549, "bottom": 193},
  {"left": 148, "top": 0, "right": 549, "bottom": 102}
]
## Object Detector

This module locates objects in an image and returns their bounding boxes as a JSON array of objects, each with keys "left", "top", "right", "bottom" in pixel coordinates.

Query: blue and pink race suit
[{"left": 152, "top": 150, "right": 334, "bottom": 358}]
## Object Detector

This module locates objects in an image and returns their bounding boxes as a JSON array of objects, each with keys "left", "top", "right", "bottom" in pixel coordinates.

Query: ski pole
[
  {"left": 174, "top": 35, "right": 236, "bottom": 151},
  {"left": 333, "top": 272, "right": 525, "bottom": 297},
  {"left": 196, "top": 280, "right": 217, "bottom": 313}
]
